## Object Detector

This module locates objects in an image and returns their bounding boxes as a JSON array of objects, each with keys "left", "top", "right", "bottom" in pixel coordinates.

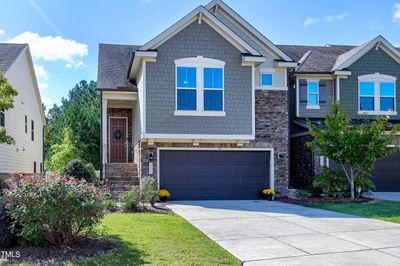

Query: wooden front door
[{"left": 110, "top": 118, "right": 127, "bottom": 163}]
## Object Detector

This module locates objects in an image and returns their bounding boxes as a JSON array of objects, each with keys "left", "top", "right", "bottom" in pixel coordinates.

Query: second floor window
[
  {"left": 358, "top": 74, "right": 397, "bottom": 115},
  {"left": 307, "top": 81, "right": 319, "bottom": 105},
  {"left": 175, "top": 56, "right": 225, "bottom": 116},
  {"left": 0, "top": 111, "right": 4, "bottom": 127}
]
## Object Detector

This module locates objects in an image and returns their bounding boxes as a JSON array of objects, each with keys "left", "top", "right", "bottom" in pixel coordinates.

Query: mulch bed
[
  {"left": 1, "top": 237, "right": 117, "bottom": 264},
  {"left": 279, "top": 196, "right": 374, "bottom": 206}
]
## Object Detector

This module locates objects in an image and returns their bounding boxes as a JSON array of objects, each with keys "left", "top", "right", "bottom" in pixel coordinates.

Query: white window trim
[
  {"left": 174, "top": 56, "right": 225, "bottom": 117},
  {"left": 358, "top": 73, "right": 397, "bottom": 116},
  {"left": 306, "top": 79, "right": 320, "bottom": 109}
]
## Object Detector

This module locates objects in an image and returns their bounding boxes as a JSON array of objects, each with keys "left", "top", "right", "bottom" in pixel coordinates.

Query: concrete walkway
[
  {"left": 167, "top": 200, "right": 400, "bottom": 265},
  {"left": 372, "top": 192, "right": 400, "bottom": 202}
]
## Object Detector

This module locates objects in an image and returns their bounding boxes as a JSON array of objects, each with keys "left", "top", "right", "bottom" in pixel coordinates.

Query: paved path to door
[{"left": 167, "top": 200, "right": 400, "bottom": 265}]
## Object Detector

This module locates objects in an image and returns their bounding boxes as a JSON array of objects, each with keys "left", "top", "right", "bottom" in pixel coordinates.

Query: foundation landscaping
[{"left": 0, "top": 167, "right": 239, "bottom": 265}]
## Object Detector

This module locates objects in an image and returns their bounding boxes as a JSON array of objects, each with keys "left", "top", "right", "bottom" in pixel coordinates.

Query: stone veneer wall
[
  {"left": 135, "top": 90, "right": 290, "bottom": 196},
  {"left": 107, "top": 108, "right": 133, "bottom": 163}
]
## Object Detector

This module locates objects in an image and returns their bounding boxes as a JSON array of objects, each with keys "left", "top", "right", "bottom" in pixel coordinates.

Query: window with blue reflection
[
  {"left": 177, "top": 89, "right": 196, "bottom": 110},
  {"left": 204, "top": 90, "right": 223, "bottom": 111},
  {"left": 307, "top": 82, "right": 318, "bottom": 105},
  {"left": 359, "top": 82, "right": 375, "bottom": 111},
  {"left": 204, "top": 68, "right": 223, "bottom": 111},
  {"left": 380, "top": 82, "right": 395, "bottom": 111},
  {"left": 360, "top": 97, "right": 374, "bottom": 111},
  {"left": 204, "top": 68, "right": 223, "bottom": 88},
  {"left": 360, "top": 82, "right": 374, "bottom": 96},
  {"left": 177, "top": 67, "right": 197, "bottom": 110},
  {"left": 177, "top": 67, "right": 196, "bottom": 88},
  {"left": 261, "top": 73, "right": 272, "bottom": 86},
  {"left": 381, "top": 98, "right": 394, "bottom": 111}
]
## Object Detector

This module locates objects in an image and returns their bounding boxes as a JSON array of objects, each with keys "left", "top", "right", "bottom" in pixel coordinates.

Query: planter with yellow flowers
[
  {"left": 261, "top": 189, "right": 275, "bottom": 201},
  {"left": 158, "top": 189, "right": 171, "bottom": 202}
]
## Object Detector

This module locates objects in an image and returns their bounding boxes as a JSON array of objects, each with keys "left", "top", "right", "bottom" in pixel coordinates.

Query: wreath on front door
[{"left": 113, "top": 129, "right": 122, "bottom": 139}]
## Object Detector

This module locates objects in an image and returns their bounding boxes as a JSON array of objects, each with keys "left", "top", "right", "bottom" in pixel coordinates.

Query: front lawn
[
  {"left": 307, "top": 200, "right": 400, "bottom": 224},
  {"left": 71, "top": 213, "right": 240, "bottom": 266}
]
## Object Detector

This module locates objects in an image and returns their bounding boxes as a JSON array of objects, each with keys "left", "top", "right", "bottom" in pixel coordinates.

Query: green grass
[
  {"left": 308, "top": 200, "right": 400, "bottom": 224},
  {"left": 70, "top": 213, "right": 240, "bottom": 266}
]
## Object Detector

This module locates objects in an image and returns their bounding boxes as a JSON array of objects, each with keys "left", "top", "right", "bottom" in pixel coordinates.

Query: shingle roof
[
  {"left": 0, "top": 43, "right": 28, "bottom": 73},
  {"left": 97, "top": 43, "right": 141, "bottom": 90},
  {"left": 277, "top": 44, "right": 355, "bottom": 73}
]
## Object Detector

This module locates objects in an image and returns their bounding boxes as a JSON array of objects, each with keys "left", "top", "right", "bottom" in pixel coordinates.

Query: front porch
[{"left": 100, "top": 91, "right": 139, "bottom": 193}]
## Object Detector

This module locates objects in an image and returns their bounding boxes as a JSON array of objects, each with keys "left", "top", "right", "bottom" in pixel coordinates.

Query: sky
[{"left": 1, "top": 0, "right": 400, "bottom": 111}]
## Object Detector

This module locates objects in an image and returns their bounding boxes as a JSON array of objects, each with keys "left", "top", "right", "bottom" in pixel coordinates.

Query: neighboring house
[
  {"left": 0, "top": 43, "right": 45, "bottom": 176},
  {"left": 97, "top": 0, "right": 297, "bottom": 199},
  {"left": 281, "top": 36, "right": 400, "bottom": 192}
]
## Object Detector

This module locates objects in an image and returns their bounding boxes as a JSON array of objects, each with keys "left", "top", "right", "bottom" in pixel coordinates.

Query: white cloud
[
  {"left": 0, "top": 29, "right": 5, "bottom": 36},
  {"left": 34, "top": 64, "right": 49, "bottom": 80},
  {"left": 304, "top": 12, "right": 347, "bottom": 27},
  {"left": 8, "top": 32, "right": 88, "bottom": 68},
  {"left": 304, "top": 17, "right": 319, "bottom": 26},
  {"left": 324, "top": 13, "right": 347, "bottom": 23},
  {"left": 38, "top": 83, "right": 48, "bottom": 90},
  {"left": 393, "top": 3, "right": 400, "bottom": 23},
  {"left": 65, "top": 60, "right": 84, "bottom": 69}
]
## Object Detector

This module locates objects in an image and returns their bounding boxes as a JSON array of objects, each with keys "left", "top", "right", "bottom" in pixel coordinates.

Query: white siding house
[{"left": 0, "top": 44, "right": 45, "bottom": 176}]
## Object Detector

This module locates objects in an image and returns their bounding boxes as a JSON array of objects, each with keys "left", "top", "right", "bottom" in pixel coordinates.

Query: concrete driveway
[
  {"left": 371, "top": 192, "right": 400, "bottom": 201},
  {"left": 167, "top": 200, "right": 400, "bottom": 265}
]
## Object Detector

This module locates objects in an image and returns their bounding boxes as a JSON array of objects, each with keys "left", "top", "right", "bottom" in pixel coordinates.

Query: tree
[
  {"left": 0, "top": 72, "right": 18, "bottom": 144},
  {"left": 307, "top": 101, "right": 398, "bottom": 199},
  {"left": 45, "top": 80, "right": 100, "bottom": 170},
  {"left": 46, "top": 128, "right": 81, "bottom": 173}
]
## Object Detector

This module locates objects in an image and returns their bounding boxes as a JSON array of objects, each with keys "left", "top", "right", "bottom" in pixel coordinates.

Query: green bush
[
  {"left": 293, "top": 189, "right": 312, "bottom": 199},
  {"left": 119, "top": 186, "right": 141, "bottom": 212},
  {"left": 140, "top": 177, "right": 158, "bottom": 206},
  {"left": 5, "top": 174, "right": 104, "bottom": 246},
  {"left": 103, "top": 199, "right": 118, "bottom": 212},
  {"left": 313, "top": 167, "right": 348, "bottom": 197},
  {"left": 64, "top": 159, "right": 97, "bottom": 184},
  {"left": 84, "top": 163, "right": 99, "bottom": 185},
  {"left": 354, "top": 172, "right": 376, "bottom": 197}
]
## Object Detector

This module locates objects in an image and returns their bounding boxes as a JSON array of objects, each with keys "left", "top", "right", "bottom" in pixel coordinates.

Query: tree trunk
[{"left": 350, "top": 175, "right": 355, "bottom": 200}]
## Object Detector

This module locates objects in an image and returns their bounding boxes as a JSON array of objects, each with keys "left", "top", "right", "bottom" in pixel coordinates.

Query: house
[
  {"left": 0, "top": 43, "right": 45, "bottom": 176},
  {"left": 97, "top": 0, "right": 297, "bottom": 199},
  {"left": 281, "top": 36, "right": 400, "bottom": 192}
]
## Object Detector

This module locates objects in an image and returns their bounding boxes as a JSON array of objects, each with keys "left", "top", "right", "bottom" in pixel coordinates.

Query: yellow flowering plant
[
  {"left": 261, "top": 189, "right": 275, "bottom": 196},
  {"left": 158, "top": 189, "right": 171, "bottom": 198}
]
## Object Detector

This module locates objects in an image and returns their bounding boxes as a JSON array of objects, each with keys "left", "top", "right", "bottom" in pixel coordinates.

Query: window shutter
[
  {"left": 299, "top": 80, "right": 307, "bottom": 103},
  {"left": 319, "top": 80, "right": 326, "bottom": 104}
]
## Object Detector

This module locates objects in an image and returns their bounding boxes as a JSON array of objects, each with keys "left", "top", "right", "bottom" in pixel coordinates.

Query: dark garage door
[
  {"left": 371, "top": 151, "right": 400, "bottom": 192},
  {"left": 159, "top": 150, "right": 270, "bottom": 200}
]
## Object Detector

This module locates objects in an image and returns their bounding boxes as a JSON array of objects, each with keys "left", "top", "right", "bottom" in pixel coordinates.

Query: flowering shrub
[
  {"left": 261, "top": 189, "right": 275, "bottom": 196},
  {"left": 4, "top": 174, "right": 104, "bottom": 246},
  {"left": 158, "top": 189, "right": 170, "bottom": 198}
]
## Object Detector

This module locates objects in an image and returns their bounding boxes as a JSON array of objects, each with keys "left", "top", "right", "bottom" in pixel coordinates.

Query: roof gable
[
  {"left": 140, "top": 5, "right": 260, "bottom": 56},
  {"left": 333, "top": 36, "right": 400, "bottom": 71},
  {"left": 0, "top": 43, "right": 28, "bottom": 73},
  {"left": 205, "top": 0, "right": 292, "bottom": 62}
]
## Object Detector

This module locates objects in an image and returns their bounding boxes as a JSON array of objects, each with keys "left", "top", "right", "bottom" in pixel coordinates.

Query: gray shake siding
[
  {"left": 145, "top": 21, "right": 253, "bottom": 135},
  {"left": 298, "top": 79, "right": 334, "bottom": 118},
  {"left": 340, "top": 47, "right": 400, "bottom": 119}
]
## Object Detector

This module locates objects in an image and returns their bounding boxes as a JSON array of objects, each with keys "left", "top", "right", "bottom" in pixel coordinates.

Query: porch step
[{"left": 105, "top": 163, "right": 139, "bottom": 197}]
